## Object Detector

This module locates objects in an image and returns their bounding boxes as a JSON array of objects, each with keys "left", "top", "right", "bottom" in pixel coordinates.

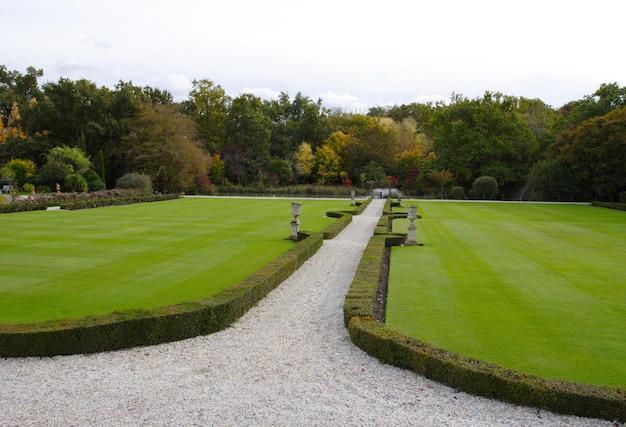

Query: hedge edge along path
[
  {"left": 0, "top": 200, "right": 370, "bottom": 357},
  {"left": 343, "top": 199, "right": 625, "bottom": 423}
]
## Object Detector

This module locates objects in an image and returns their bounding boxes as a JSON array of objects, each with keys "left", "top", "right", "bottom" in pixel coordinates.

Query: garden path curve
[{"left": 0, "top": 199, "right": 607, "bottom": 426}]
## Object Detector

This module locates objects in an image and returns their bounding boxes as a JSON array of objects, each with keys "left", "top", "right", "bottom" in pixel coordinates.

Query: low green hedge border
[
  {"left": 0, "top": 200, "right": 369, "bottom": 357},
  {"left": 319, "top": 199, "right": 371, "bottom": 239},
  {"left": 344, "top": 206, "right": 626, "bottom": 422},
  {"left": 0, "top": 192, "right": 180, "bottom": 214},
  {"left": 592, "top": 201, "right": 626, "bottom": 211}
]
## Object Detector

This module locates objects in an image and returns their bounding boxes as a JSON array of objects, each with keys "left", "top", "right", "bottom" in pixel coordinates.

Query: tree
[
  {"left": 265, "top": 157, "right": 293, "bottom": 186},
  {"left": 118, "top": 103, "right": 209, "bottom": 193},
  {"left": 550, "top": 106, "right": 626, "bottom": 201},
  {"left": 264, "top": 92, "right": 329, "bottom": 159},
  {"left": 343, "top": 115, "right": 399, "bottom": 178},
  {"left": 560, "top": 82, "right": 626, "bottom": 127},
  {"left": 294, "top": 142, "right": 315, "bottom": 181},
  {"left": 528, "top": 159, "right": 579, "bottom": 201},
  {"left": 224, "top": 94, "right": 271, "bottom": 185},
  {"left": 518, "top": 97, "right": 558, "bottom": 152},
  {"left": 361, "top": 161, "right": 387, "bottom": 186},
  {"left": 38, "top": 146, "right": 92, "bottom": 189},
  {"left": 470, "top": 176, "right": 499, "bottom": 199},
  {"left": 430, "top": 92, "right": 538, "bottom": 195},
  {"left": 208, "top": 154, "right": 225, "bottom": 185},
  {"left": 0, "top": 158, "right": 36, "bottom": 188},
  {"left": 0, "top": 103, "right": 27, "bottom": 142},
  {"left": 30, "top": 78, "right": 113, "bottom": 154},
  {"left": 183, "top": 79, "right": 230, "bottom": 154},
  {"left": 430, "top": 169, "right": 455, "bottom": 198},
  {"left": 0, "top": 65, "right": 43, "bottom": 122},
  {"left": 397, "top": 148, "right": 424, "bottom": 186},
  {"left": 314, "top": 144, "right": 341, "bottom": 185}
]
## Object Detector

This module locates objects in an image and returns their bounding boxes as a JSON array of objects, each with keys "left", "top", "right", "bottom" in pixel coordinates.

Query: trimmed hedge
[
  {"left": 344, "top": 213, "right": 626, "bottom": 422},
  {"left": 320, "top": 199, "right": 371, "bottom": 239},
  {"left": 592, "top": 201, "right": 626, "bottom": 211},
  {"left": 0, "top": 190, "right": 180, "bottom": 214},
  {"left": 0, "top": 199, "right": 367, "bottom": 357}
]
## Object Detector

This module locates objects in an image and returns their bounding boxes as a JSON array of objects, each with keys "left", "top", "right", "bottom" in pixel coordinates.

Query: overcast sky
[{"left": 3, "top": 0, "right": 625, "bottom": 110}]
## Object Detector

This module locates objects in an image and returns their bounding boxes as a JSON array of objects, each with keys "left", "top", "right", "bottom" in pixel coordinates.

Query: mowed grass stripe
[
  {"left": 0, "top": 198, "right": 344, "bottom": 324},
  {"left": 388, "top": 202, "right": 626, "bottom": 388}
]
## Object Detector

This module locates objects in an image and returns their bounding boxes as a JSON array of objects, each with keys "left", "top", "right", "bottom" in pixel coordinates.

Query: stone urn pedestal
[
  {"left": 289, "top": 202, "right": 302, "bottom": 241},
  {"left": 405, "top": 205, "right": 420, "bottom": 246}
]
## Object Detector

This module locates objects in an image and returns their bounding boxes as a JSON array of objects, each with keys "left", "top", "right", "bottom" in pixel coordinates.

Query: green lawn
[
  {"left": 387, "top": 201, "right": 626, "bottom": 388},
  {"left": 0, "top": 197, "right": 347, "bottom": 324}
]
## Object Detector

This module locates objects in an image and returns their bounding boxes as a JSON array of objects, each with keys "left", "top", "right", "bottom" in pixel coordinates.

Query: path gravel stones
[{"left": 0, "top": 199, "right": 609, "bottom": 426}]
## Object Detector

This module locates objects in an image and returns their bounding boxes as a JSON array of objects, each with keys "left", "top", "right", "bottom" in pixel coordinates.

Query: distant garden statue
[
  {"left": 289, "top": 202, "right": 302, "bottom": 240},
  {"left": 405, "top": 205, "right": 422, "bottom": 246}
]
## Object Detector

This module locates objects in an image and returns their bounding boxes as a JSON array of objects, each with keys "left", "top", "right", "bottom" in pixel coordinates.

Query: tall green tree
[
  {"left": 528, "top": 159, "right": 579, "bottom": 201},
  {"left": 264, "top": 92, "right": 328, "bottom": 160},
  {"left": 430, "top": 92, "right": 537, "bottom": 195},
  {"left": 550, "top": 106, "right": 626, "bottom": 201},
  {"left": 0, "top": 65, "right": 43, "bottom": 123},
  {"left": 518, "top": 97, "right": 558, "bottom": 152},
  {"left": 183, "top": 79, "right": 230, "bottom": 154},
  {"left": 223, "top": 94, "right": 271, "bottom": 185}
]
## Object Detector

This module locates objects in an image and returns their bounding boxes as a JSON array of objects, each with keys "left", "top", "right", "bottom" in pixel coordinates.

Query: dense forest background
[{"left": 1, "top": 65, "right": 624, "bottom": 201}]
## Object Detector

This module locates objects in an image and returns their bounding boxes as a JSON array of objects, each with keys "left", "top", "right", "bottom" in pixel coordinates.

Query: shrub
[
  {"left": 116, "top": 172, "right": 153, "bottom": 195},
  {"left": 451, "top": 186, "right": 465, "bottom": 199},
  {"left": 83, "top": 169, "right": 106, "bottom": 192},
  {"left": 22, "top": 183, "right": 35, "bottom": 194},
  {"left": 64, "top": 174, "right": 89, "bottom": 193},
  {"left": 470, "top": 176, "right": 498, "bottom": 199}
]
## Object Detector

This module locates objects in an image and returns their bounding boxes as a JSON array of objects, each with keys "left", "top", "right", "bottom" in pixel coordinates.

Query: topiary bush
[
  {"left": 469, "top": 176, "right": 498, "bottom": 199},
  {"left": 451, "top": 186, "right": 465, "bottom": 200}
]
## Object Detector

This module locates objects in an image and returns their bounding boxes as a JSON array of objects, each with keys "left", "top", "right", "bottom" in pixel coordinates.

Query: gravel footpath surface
[{"left": 0, "top": 199, "right": 609, "bottom": 426}]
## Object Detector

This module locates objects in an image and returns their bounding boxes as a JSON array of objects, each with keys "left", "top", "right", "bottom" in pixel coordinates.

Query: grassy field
[
  {"left": 0, "top": 197, "right": 348, "bottom": 324},
  {"left": 387, "top": 201, "right": 626, "bottom": 388}
]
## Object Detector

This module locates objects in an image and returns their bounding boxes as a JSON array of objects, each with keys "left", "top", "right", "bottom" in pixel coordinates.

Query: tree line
[{"left": 1, "top": 65, "right": 624, "bottom": 201}]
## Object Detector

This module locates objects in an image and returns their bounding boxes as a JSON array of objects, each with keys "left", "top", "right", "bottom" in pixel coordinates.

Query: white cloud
[
  {"left": 149, "top": 74, "right": 193, "bottom": 102},
  {"left": 239, "top": 87, "right": 281, "bottom": 101},
  {"left": 316, "top": 92, "right": 368, "bottom": 112}
]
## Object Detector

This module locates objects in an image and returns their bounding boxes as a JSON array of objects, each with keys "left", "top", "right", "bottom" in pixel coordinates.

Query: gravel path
[{"left": 0, "top": 199, "right": 609, "bottom": 426}]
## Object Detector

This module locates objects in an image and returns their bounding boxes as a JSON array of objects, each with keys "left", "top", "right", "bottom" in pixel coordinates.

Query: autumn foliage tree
[{"left": 118, "top": 104, "right": 209, "bottom": 193}]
